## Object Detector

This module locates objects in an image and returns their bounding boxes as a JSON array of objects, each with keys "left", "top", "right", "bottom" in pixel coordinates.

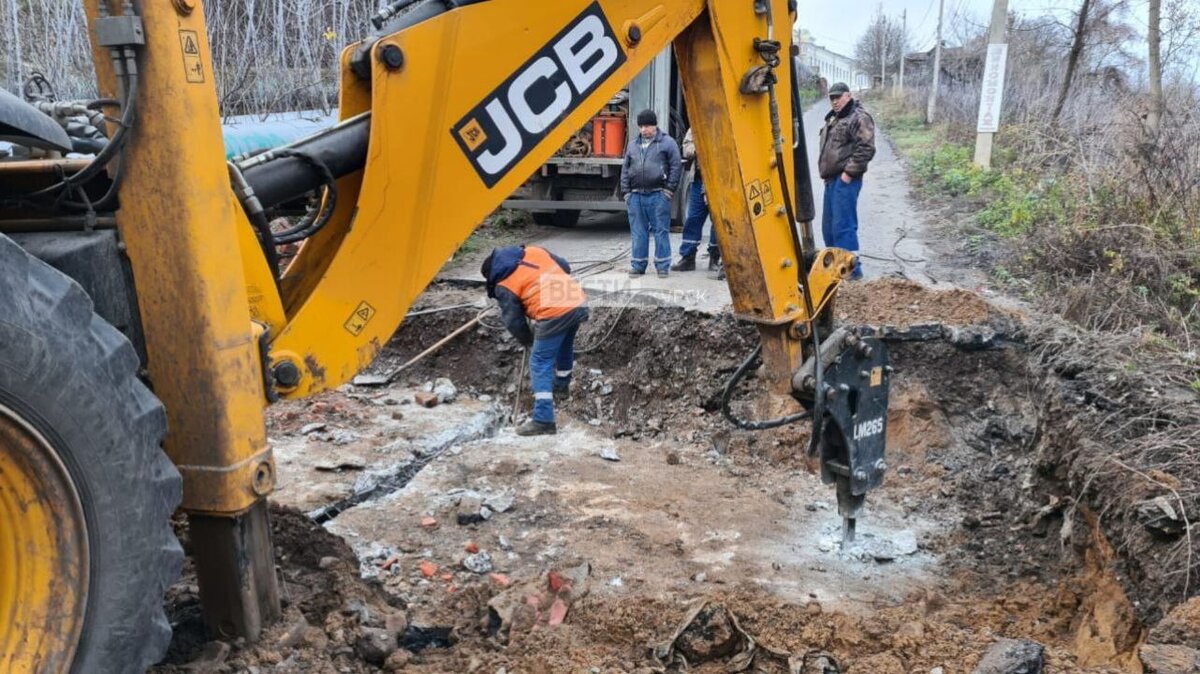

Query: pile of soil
[
  {"left": 153, "top": 507, "right": 404, "bottom": 673},
  {"left": 378, "top": 280, "right": 1015, "bottom": 450},
  {"left": 835, "top": 278, "right": 997, "bottom": 327}
]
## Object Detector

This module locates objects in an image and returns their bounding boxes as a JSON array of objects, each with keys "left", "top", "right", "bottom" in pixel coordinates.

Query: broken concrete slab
[
  {"left": 971, "top": 638, "right": 1044, "bottom": 674},
  {"left": 1139, "top": 644, "right": 1200, "bottom": 674}
]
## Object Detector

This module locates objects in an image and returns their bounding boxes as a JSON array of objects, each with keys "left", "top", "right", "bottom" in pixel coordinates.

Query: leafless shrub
[
  {"left": 893, "top": 5, "right": 1199, "bottom": 337},
  {"left": 1, "top": 0, "right": 384, "bottom": 116}
]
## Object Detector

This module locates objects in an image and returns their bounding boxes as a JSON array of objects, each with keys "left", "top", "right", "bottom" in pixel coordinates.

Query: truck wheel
[
  {"left": 0, "top": 235, "right": 182, "bottom": 674},
  {"left": 532, "top": 210, "right": 582, "bottom": 228}
]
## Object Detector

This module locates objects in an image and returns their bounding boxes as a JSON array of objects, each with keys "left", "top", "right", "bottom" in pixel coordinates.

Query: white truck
[{"left": 502, "top": 49, "right": 690, "bottom": 228}]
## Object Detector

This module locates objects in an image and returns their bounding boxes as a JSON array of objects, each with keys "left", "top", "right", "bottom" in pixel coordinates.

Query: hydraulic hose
[{"left": 723, "top": 0, "right": 827, "bottom": 447}]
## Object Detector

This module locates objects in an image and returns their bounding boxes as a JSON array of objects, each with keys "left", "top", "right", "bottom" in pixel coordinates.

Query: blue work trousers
[
  {"left": 679, "top": 176, "right": 719, "bottom": 258},
  {"left": 627, "top": 191, "right": 672, "bottom": 273},
  {"left": 529, "top": 325, "right": 578, "bottom": 424},
  {"left": 822, "top": 176, "right": 864, "bottom": 278}
]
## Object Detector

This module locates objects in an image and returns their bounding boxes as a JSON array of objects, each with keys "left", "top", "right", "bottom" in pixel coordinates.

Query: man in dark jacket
[
  {"left": 620, "top": 109, "right": 682, "bottom": 278},
  {"left": 482, "top": 245, "right": 589, "bottom": 436},
  {"left": 818, "top": 82, "right": 876, "bottom": 279}
]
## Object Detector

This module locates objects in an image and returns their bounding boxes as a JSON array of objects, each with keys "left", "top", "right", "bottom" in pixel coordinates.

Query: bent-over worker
[{"left": 482, "top": 245, "right": 589, "bottom": 436}]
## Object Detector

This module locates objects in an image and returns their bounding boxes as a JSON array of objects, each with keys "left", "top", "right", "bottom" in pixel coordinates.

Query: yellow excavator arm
[{"left": 232, "top": 0, "right": 838, "bottom": 398}]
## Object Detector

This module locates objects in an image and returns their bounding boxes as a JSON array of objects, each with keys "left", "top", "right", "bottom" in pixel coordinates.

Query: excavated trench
[{"left": 152, "top": 280, "right": 1195, "bottom": 673}]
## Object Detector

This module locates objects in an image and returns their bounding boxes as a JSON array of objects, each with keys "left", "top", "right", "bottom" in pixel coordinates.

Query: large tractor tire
[{"left": 0, "top": 235, "right": 183, "bottom": 673}]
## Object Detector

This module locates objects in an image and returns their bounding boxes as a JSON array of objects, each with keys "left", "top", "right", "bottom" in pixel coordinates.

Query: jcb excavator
[{"left": 0, "top": 1, "right": 889, "bottom": 671}]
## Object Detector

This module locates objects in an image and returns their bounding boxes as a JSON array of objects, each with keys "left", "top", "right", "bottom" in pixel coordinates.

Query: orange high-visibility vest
[{"left": 497, "top": 246, "right": 585, "bottom": 320}]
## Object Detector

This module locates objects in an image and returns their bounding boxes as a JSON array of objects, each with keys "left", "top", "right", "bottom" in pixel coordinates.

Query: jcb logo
[
  {"left": 853, "top": 417, "right": 884, "bottom": 441},
  {"left": 452, "top": 2, "right": 626, "bottom": 187}
]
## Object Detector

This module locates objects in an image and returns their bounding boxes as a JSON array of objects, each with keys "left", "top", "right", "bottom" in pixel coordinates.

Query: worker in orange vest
[{"left": 482, "top": 245, "right": 589, "bottom": 436}]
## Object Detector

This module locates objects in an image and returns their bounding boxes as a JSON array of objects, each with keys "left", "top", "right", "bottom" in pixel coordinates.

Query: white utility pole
[
  {"left": 926, "top": 0, "right": 944, "bottom": 123},
  {"left": 897, "top": 9, "right": 906, "bottom": 96},
  {"left": 973, "top": 0, "right": 1010, "bottom": 168},
  {"left": 880, "top": 32, "right": 887, "bottom": 90}
]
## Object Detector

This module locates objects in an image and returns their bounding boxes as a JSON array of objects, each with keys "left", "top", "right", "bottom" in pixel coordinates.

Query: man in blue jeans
[
  {"left": 620, "top": 109, "right": 682, "bottom": 278},
  {"left": 671, "top": 128, "right": 721, "bottom": 273},
  {"left": 818, "top": 82, "right": 876, "bottom": 279},
  {"left": 482, "top": 245, "right": 589, "bottom": 436}
]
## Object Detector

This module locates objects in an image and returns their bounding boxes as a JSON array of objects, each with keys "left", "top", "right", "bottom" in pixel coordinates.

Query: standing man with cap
[
  {"left": 818, "top": 82, "right": 876, "bottom": 279},
  {"left": 620, "top": 109, "right": 682, "bottom": 278}
]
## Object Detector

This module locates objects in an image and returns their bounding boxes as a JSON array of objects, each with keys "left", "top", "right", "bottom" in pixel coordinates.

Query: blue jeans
[
  {"left": 529, "top": 324, "right": 578, "bottom": 424},
  {"left": 627, "top": 191, "right": 672, "bottom": 273},
  {"left": 679, "top": 176, "right": 719, "bottom": 258},
  {"left": 822, "top": 177, "right": 864, "bottom": 278}
]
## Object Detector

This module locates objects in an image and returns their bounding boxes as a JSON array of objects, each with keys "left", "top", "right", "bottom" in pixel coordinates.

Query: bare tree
[
  {"left": 1160, "top": 0, "right": 1200, "bottom": 77},
  {"left": 854, "top": 5, "right": 909, "bottom": 87},
  {"left": 1052, "top": 0, "right": 1092, "bottom": 121},
  {"left": 1, "top": 0, "right": 384, "bottom": 116},
  {"left": 1147, "top": 0, "right": 1163, "bottom": 139}
]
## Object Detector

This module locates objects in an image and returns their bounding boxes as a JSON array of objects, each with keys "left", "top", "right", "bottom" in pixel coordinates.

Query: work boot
[
  {"left": 671, "top": 253, "right": 696, "bottom": 272},
  {"left": 707, "top": 249, "right": 722, "bottom": 271},
  {"left": 712, "top": 263, "right": 726, "bottom": 281},
  {"left": 553, "top": 384, "right": 570, "bottom": 403},
  {"left": 515, "top": 420, "right": 556, "bottom": 436},
  {"left": 628, "top": 269, "right": 646, "bottom": 278},
  {"left": 657, "top": 269, "right": 669, "bottom": 278}
]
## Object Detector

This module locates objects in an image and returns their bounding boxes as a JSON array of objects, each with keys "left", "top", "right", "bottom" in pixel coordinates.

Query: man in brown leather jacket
[{"left": 818, "top": 82, "right": 876, "bottom": 279}]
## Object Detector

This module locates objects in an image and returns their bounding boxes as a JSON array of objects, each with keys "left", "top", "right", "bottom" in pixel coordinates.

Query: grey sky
[{"left": 796, "top": 0, "right": 1154, "bottom": 56}]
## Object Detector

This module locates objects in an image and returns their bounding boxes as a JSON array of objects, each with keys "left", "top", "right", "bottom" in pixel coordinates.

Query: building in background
[{"left": 795, "top": 29, "right": 871, "bottom": 92}]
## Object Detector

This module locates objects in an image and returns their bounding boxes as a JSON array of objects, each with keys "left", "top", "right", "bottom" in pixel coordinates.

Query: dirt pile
[
  {"left": 376, "top": 280, "right": 1016, "bottom": 451},
  {"left": 835, "top": 278, "right": 999, "bottom": 327},
  {"left": 153, "top": 507, "right": 405, "bottom": 673}
]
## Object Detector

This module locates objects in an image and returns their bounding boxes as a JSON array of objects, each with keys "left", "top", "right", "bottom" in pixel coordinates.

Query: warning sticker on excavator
[
  {"left": 870, "top": 366, "right": 883, "bottom": 387},
  {"left": 178, "top": 30, "right": 205, "bottom": 83},
  {"left": 344, "top": 302, "right": 377, "bottom": 336},
  {"left": 457, "top": 119, "right": 489, "bottom": 152},
  {"left": 745, "top": 179, "right": 774, "bottom": 219}
]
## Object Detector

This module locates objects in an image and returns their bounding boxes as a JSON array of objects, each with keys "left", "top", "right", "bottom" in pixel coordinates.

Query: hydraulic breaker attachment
[{"left": 794, "top": 329, "right": 891, "bottom": 543}]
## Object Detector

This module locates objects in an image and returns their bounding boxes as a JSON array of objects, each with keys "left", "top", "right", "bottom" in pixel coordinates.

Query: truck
[{"left": 501, "top": 49, "right": 691, "bottom": 228}]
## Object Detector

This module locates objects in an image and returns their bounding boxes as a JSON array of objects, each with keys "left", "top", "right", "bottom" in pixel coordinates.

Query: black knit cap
[{"left": 636, "top": 109, "right": 657, "bottom": 127}]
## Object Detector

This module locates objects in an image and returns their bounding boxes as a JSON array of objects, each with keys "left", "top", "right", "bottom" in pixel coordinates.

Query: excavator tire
[{"left": 0, "top": 234, "right": 182, "bottom": 673}]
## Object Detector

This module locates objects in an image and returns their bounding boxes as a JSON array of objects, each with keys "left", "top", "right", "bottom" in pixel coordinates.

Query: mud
[{"left": 150, "top": 279, "right": 1200, "bottom": 674}]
